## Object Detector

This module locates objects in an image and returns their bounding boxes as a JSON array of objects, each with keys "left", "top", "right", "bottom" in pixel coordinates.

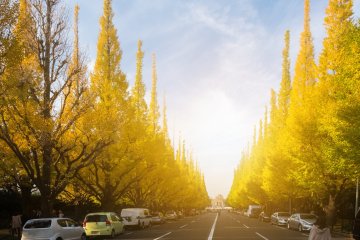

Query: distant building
[{"left": 211, "top": 194, "right": 225, "bottom": 209}]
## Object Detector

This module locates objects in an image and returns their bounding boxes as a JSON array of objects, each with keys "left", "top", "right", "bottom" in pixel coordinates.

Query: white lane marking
[
  {"left": 179, "top": 224, "right": 188, "bottom": 228},
  {"left": 243, "top": 224, "right": 250, "bottom": 228},
  {"left": 256, "top": 232, "right": 269, "bottom": 240},
  {"left": 125, "top": 232, "right": 133, "bottom": 235},
  {"left": 275, "top": 226, "right": 286, "bottom": 230},
  {"left": 207, "top": 213, "right": 219, "bottom": 240},
  {"left": 191, "top": 220, "right": 196, "bottom": 223},
  {"left": 153, "top": 232, "right": 172, "bottom": 240}
]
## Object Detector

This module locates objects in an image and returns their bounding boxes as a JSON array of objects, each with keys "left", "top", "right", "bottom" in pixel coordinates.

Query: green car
[{"left": 83, "top": 212, "right": 125, "bottom": 238}]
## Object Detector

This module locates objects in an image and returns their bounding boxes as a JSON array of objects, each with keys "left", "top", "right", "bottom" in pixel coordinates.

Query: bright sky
[{"left": 64, "top": 0, "right": 360, "bottom": 199}]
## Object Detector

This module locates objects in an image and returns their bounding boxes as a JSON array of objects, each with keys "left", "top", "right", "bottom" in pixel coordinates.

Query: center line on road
[
  {"left": 207, "top": 213, "right": 219, "bottom": 240},
  {"left": 153, "top": 232, "right": 172, "bottom": 240},
  {"left": 256, "top": 232, "right": 269, "bottom": 240},
  {"left": 243, "top": 224, "right": 249, "bottom": 228},
  {"left": 125, "top": 232, "right": 133, "bottom": 235},
  {"left": 179, "top": 224, "right": 188, "bottom": 228}
]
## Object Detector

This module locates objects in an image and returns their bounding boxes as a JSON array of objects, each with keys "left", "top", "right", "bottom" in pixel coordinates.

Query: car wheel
[
  {"left": 81, "top": 233, "right": 87, "bottom": 240},
  {"left": 298, "top": 224, "right": 303, "bottom": 232}
]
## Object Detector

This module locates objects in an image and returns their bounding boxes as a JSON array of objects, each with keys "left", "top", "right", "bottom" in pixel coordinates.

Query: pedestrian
[
  {"left": 58, "top": 210, "right": 64, "bottom": 218},
  {"left": 308, "top": 212, "right": 331, "bottom": 240},
  {"left": 11, "top": 212, "right": 22, "bottom": 240},
  {"left": 36, "top": 209, "right": 42, "bottom": 218}
]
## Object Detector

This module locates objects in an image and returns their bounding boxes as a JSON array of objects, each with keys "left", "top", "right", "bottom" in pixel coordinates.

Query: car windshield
[
  {"left": 278, "top": 213, "right": 290, "bottom": 217},
  {"left": 300, "top": 214, "right": 316, "bottom": 219},
  {"left": 24, "top": 220, "right": 52, "bottom": 229},
  {"left": 86, "top": 215, "right": 107, "bottom": 222}
]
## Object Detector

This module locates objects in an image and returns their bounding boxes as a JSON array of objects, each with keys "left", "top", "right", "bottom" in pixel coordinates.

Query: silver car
[
  {"left": 271, "top": 212, "right": 290, "bottom": 226},
  {"left": 287, "top": 213, "right": 317, "bottom": 232},
  {"left": 22, "top": 218, "right": 86, "bottom": 240}
]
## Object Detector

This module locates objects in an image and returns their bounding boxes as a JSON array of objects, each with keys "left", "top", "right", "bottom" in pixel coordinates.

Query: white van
[
  {"left": 246, "top": 205, "right": 262, "bottom": 218},
  {"left": 120, "top": 208, "right": 151, "bottom": 229}
]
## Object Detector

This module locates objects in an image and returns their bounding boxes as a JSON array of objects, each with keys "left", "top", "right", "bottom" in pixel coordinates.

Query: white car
[
  {"left": 121, "top": 208, "right": 152, "bottom": 229},
  {"left": 83, "top": 212, "right": 125, "bottom": 238},
  {"left": 165, "top": 211, "right": 178, "bottom": 220},
  {"left": 22, "top": 218, "right": 86, "bottom": 240}
]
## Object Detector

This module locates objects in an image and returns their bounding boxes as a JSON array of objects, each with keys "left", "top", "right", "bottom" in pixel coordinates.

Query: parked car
[
  {"left": 165, "top": 210, "right": 178, "bottom": 220},
  {"left": 353, "top": 208, "right": 360, "bottom": 240},
  {"left": 287, "top": 213, "right": 317, "bottom": 232},
  {"left": 271, "top": 212, "right": 291, "bottom": 226},
  {"left": 121, "top": 208, "right": 152, "bottom": 229},
  {"left": 83, "top": 212, "right": 124, "bottom": 238},
  {"left": 151, "top": 212, "right": 165, "bottom": 224},
  {"left": 22, "top": 218, "right": 86, "bottom": 240},
  {"left": 258, "top": 211, "right": 271, "bottom": 222}
]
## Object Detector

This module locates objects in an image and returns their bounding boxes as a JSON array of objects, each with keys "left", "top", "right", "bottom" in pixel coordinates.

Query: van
[
  {"left": 246, "top": 205, "right": 262, "bottom": 218},
  {"left": 120, "top": 208, "right": 151, "bottom": 229}
]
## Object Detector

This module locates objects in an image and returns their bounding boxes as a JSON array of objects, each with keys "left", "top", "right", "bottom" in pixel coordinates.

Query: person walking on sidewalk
[
  {"left": 11, "top": 212, "right": 22, "bottom": 240},
  {"left": 308, "top": 212, "right": 331, "bottom": 240}
]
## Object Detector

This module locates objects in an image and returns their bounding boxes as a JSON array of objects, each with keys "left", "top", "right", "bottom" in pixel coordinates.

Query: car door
[
  {"left": 144, "top": 209, "right": 151, "bottom": 226},
  {"left": 271, "top": 213, "right": 276, "bottom": 224},
  {"left": 57, "top": 219, "right": 72, "bottom": 240},
  {"left": 110, "top": 214, "right": 121, "bottom": 234},
  {"left": 294, "top": 214, "right": 300, "bottom": 228},
  {"left": 289, "top": 214, "right": 295, "bottom": 228},
  {"left": 66, "top": 219, "right": 83, "bottom": 240}
]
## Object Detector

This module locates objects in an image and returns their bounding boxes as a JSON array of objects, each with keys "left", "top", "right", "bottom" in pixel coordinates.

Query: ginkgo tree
[
  {"left": 0, "top": 0, "right": 109, "bottom": 216},
  {"left": 228, "top": 0, "right": 360, "bottom": 223}
]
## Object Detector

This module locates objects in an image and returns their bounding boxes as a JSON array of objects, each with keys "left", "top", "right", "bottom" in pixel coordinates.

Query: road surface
[{"left": 111, "top": 211, "right": 351, "bottom": 240}]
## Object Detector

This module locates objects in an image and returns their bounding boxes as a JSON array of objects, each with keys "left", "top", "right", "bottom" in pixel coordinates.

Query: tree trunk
[
  {"left": 20, "top": 183, "right": 33, "bottom": 220},
  {"left": 325, "top": 195, "right": 337, "bottom": 229},
  {"left": 40, "top": 194, "right": 54, "bottom": 217}
]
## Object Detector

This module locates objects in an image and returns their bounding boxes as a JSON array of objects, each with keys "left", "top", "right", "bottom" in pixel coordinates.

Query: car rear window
[
  {"left": 24, "top": 220, "right": 52, "bottom": 229},
  {"left": 86, "top": 215, "right": 107, "bottom": 222}
]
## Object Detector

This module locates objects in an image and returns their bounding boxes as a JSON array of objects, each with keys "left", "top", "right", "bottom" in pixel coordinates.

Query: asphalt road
[{"left": 110, "top": 211, "right": 351, "bottom": 240}]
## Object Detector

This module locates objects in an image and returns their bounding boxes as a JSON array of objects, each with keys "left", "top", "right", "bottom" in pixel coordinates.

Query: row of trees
[
  {"left": 227, "top": 0, "right": 360, "bottom": 222},
  {"left": 0, "top": 0, "right": 209, "bottom": 217}
]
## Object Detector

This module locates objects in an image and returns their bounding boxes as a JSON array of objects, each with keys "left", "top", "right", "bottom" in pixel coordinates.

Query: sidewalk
[
  {"left": 0, "top": 229, "right": 14, "bottom": 240},
  {"left": 0, "top": 230, "right": 9, "bottom": 240},
  {"left": 332, "top": 230, "right": 354, "bottom": 240}
]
